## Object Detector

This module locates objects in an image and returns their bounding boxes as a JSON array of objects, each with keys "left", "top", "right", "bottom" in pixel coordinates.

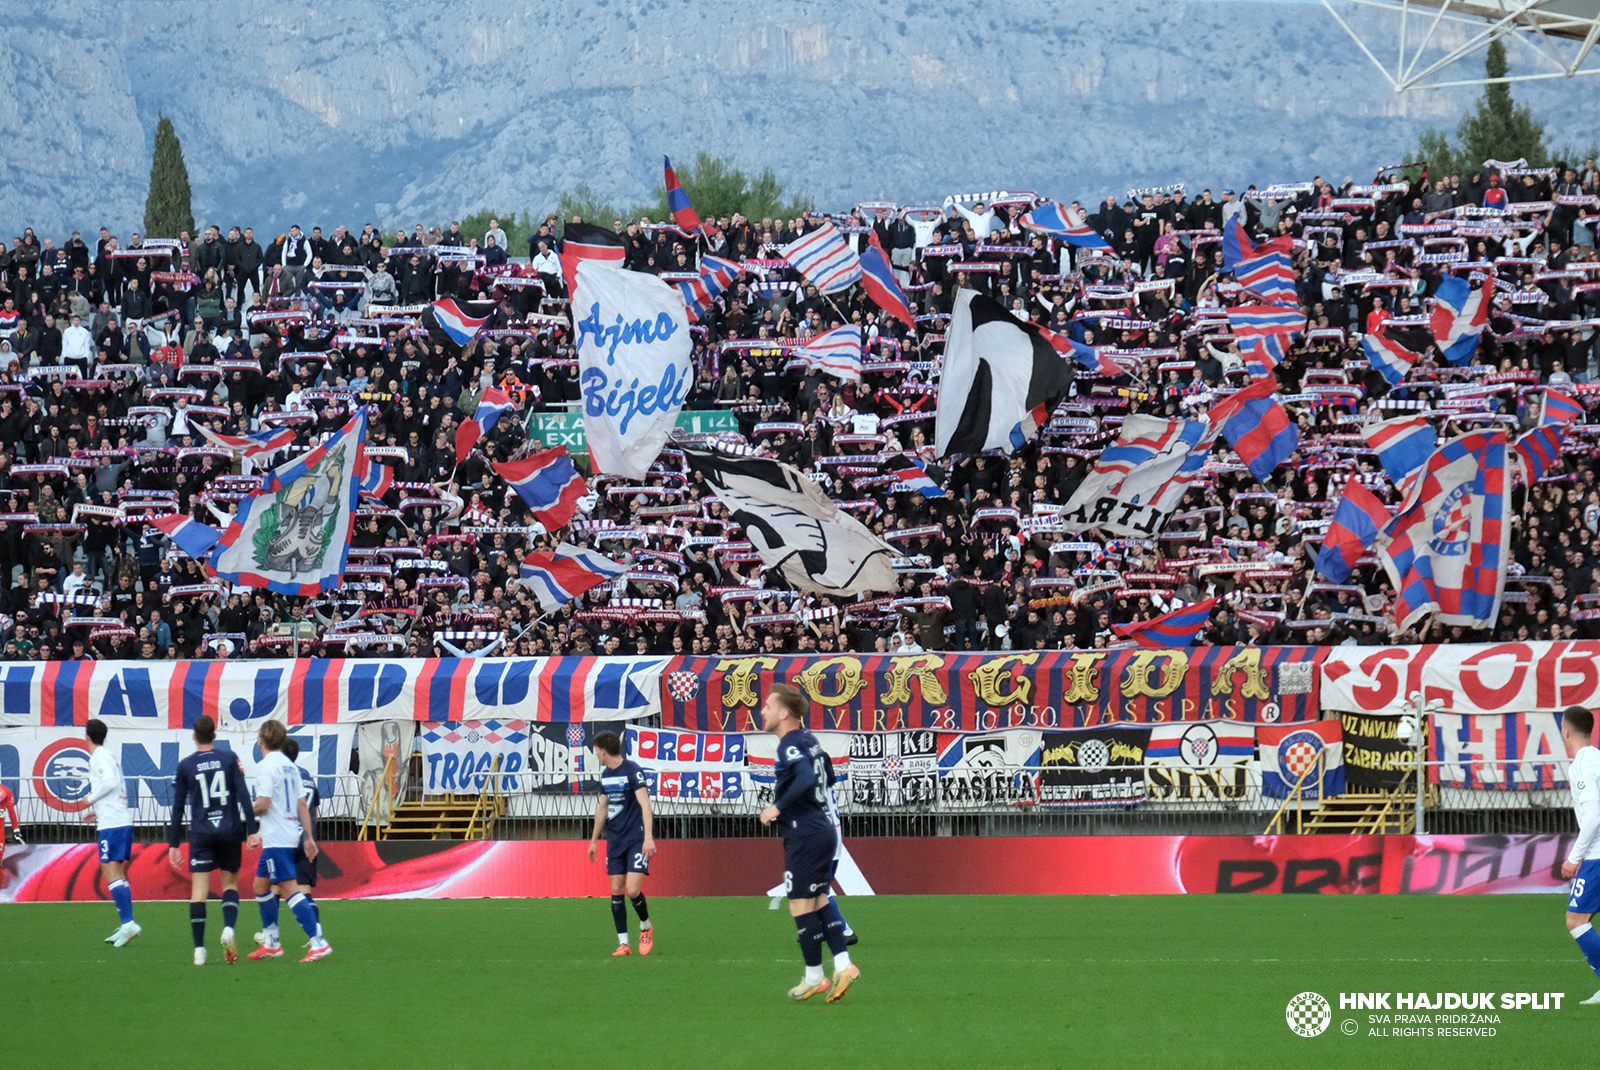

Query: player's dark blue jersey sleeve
[
  {"left": 228, "top": 756, "right": 258, "bottom": 836},
  {"left": 167, "top": 761, "right": 194, "bottom": 847}
]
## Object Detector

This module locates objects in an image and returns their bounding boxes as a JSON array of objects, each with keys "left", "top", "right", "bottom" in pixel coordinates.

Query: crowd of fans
[{"left": 1, "top": 158, "right": 1598, "bottom": 663}]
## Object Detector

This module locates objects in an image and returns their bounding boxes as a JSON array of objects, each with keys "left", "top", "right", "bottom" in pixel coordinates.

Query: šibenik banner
[{"left": 572, "top": 259, "right": 693, "bottom": 479}]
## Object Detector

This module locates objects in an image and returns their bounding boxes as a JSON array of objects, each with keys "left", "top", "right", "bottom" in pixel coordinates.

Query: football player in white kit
[
  {"left": 1560, "top": 706, "right": 1600, "bottom": 1004},
  {"left": 84, "top": 719, "right": 140, "bottom": 947},
  {"left": 247, "top": 720, "right": 330, "bottom": 963}
]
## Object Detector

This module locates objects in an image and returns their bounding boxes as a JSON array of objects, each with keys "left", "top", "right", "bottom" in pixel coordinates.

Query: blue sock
[
  {"left": 256, "top": 891, "right": 279, "bottom": 936},
  {"left": 108, "top": 879, "right": 134, "bottom": 925},
  {"left": 610, "top": 895, "right": 629, "bottom": 941},
  {"left": 221, "top": 890, "right": 239, "bottom": 931},
  {"left": 827, "top": 896, "right": 852, "bottom": 934},
  {"left": 189, "top": 902, "right": 206, "bottom": 948},
  {"left": 287, "top": 892, "right": 320, "bottom": 941},
  {"left": 818, "top": 900, "right": 849, "bottom": 956},
  {"left": 795, "top": 911, "right": 824, "bottom": 968},
  {"left": 1575, "top": 923, "right": 1600, "bottom": 977}
]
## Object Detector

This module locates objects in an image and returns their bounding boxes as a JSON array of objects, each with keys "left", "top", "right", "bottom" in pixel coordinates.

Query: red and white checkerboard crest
[
  {"left": 668, "top": 670, "right": 700, "bottom": 701},
  {"left": 1278, "top": 733, "right": 1324, "bottom": 779}
]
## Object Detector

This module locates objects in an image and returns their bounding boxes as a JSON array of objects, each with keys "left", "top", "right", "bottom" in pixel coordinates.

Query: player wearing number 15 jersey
[
  {"left": 168, "top": 715, "right": 257, "bottom": 966},
  {"left": 758, "top": 684, "right": 859, "bottom": 1003}
]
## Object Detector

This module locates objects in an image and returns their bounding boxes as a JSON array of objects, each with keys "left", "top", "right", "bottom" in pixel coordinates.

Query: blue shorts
[
  {"left": 257, "top": 847, "right": 299, "bottom": 884},
  {"left": 606, "top": 837, "right": 649, "bottom": 877},
  {"left": 189, "top": 833, "right": 243, "bottom": 874},
  {"left": 97, "top": 826, "right": 133, "bottom": 864},
  {"left": 1570, "top": 858, "right": 1600, "bottom": 913},
  {"left": 783, "top": 830, "right": 836, "bottom": 901}
]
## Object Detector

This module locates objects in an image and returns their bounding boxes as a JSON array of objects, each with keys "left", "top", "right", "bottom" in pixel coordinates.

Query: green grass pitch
[{"left": 1, "top": 895, "right": 1592, "bottom": 1069}]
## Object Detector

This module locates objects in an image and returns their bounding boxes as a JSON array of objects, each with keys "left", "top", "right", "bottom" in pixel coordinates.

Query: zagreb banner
[
  {"left": 2, "top": 833, "right": 1581, "bottom": 901},
  {"left": 661, "top": 647, "right": 1324, "bottom": 732}
]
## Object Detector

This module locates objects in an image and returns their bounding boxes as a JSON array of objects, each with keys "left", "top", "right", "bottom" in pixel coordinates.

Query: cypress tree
[
  {"left": 144, "top": 114, "right": 196, "bottom": 239},
  {"left": 1455, "top": 39, "right": 1548, "bottom": 168}
]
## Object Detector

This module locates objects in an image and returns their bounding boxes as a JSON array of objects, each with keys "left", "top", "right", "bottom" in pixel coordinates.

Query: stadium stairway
[
  {"left": 378, "top": 793, "right": 507, "bottom": 840},
  {"left": 1299, "top": 785, "right": 1438, "bottom": 834}
]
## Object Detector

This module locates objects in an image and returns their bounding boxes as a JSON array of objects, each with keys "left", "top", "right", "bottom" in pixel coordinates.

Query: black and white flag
[
  {"left": 685, "top": 449, "right": 898, "bottom": 596},
  {"left": 934, "top": 289, "right": 1073, "bottom": 458}
]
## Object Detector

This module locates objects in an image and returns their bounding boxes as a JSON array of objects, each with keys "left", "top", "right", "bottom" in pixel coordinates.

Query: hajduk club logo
[{"left": 1287, "top": 991, "right": 1333, "bottom": 1037}]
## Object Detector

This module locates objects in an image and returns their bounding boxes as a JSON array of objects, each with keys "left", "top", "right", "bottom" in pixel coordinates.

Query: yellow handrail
[
  {"left": 358, "top": 753, "right": 397, "bottom": 842},
  {"left": 466, "top": 755, "right": 503, "bottom": 841},
  {"left": 1265, "top": 749, "right": 1327, "bottom": 835}
]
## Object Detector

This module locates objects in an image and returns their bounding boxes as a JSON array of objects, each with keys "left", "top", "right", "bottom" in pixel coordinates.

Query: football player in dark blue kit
[
  {"left": 167, "top": 715, "right": 258, "bottom": 966},
  {"left": 758, "top": 684, "right": 860, "bottom": 1002},
  {"left": 282, "top": 738, "right": 326, "bottom": 946},
  {"left": 588, "top": 731, "right": 657, "bottom": 956}
]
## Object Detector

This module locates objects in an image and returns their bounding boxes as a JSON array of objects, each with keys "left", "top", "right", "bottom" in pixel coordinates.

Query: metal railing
[
  {"left": 358, "top": 753, "right": 398, "bottom": 842},
  {"left": 465, "top": 755, "right": 504, "bottom": 840},
  {"left": 1266, "top": 751, "right": 1328, "bottom": 835}
]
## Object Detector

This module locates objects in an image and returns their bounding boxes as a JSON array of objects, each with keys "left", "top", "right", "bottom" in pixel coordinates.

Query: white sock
[
  {"left": 267, "top": 924, "right": 280, "bottom": 943},
  {"left": 618, "top": 933, "right": 629, "bottom": 946},
  {"left": 804, "top": 964, "right": 825, "bottom": 986},
  {"left": 640, "top": 920, "right": 651, "bottom": 931},
  {"left": 834, "top": 950, "right": 852, "bottom": 972}
]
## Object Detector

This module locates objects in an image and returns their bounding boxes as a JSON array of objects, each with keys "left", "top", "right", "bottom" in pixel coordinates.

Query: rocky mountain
[{"left": 0, "top": 0, "right": 1591, "bottom": 241}]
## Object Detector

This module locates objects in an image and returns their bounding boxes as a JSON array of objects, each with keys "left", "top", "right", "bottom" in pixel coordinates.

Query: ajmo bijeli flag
[{"left": 573, "top": 259, "right": 693, "bottom": 480}]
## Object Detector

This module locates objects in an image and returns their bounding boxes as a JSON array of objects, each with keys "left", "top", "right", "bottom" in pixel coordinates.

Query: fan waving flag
[
  {"left": 1222, "top": 218, "right": 1295, "bottom": 270},
  {"left": 150, "top": 513, "right": 224, "bottom": 563},
  {"left": 861, "top": 231, "right": 915, "bottom": 328},
  {"left": 794, "top": 324, "right": 864, "bottom": 381},
  {"left": 782, "top": 222, "right": 863, "bottom": 294},
  {"left": 663, "top": 156, "right": 702, "bottom": 235},
  {"left": 936, "top": 289, "right": 1073, "bottom": 457},
  {"left": 196, "top": 424, "right": 298, "bottom": 461},
  {"left": 1315, "top": 476, "right": 1391, "bottom": 583},
  {"left": 1037, "top": 323, "right": 1125, "bottom": 377},
  {"left": 1019, "top": 203, "right": 1111, "bottom": 250},
  {"left": 559, "top": 221, "right": 627, "bottom": 295},
  {"left": 1205, "top": 376, "right": 1298, "bottom": 483},
  {"left": 1430, "top": 274, "right": 1492, "bottom": 365},
  {"left": 1515, "top": 425, "right": 1564, "bottom": 482},
  {"left": 493, "top": 446, "right": 586, "bottom": 530},
  {"left": 1114, "top": 598, "right": 1216, "bottom": 648},
  {"left": 455, "top": 386, "right": 515, "bottom": 459},
  {"left": 518, "top": 542, "right": 626, "bottom": 614},
  {"left": 889, "top": 459, "right": 945, "bottom": 498},
  {"left": 1542, "top": 390, "right": 1583, "bottom": 426},
  {"left": 1233, "top": 250, "right": 1297, "bottom": 305},
  {"left": 1362, "top": 414, "right": 1435, "bottom": 486},
  {"left": 426, "top": 298, "right": 489, "bottom": 348},
  {"left": 1377, "top": 431, "right": 1509, "bottom": 631},
  {"left": 1360, "top": 324, "right": 1433, "bottom": 386},
  {"left": 675, "top": 254, "right": 742, "bottom": 322},
  {"left": 1226, "top": 304, "right": 1305, "bottom": 377}
]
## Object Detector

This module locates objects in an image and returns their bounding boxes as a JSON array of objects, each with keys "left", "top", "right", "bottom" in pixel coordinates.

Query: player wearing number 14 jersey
[
  {"left": 168, "top": 715, "right": 257, "bottom": 966},
  {"left": 758, "top": 684, "right": 859, "bottom": 1003}
]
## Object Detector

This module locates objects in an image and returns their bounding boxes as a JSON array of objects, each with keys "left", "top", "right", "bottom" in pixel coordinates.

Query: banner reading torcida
[{"left": 660, "top": 647, "right": 1323, "bottom": 732}]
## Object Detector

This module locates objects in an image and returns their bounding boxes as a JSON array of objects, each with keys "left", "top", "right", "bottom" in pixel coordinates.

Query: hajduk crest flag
[
  {"left": 572, "top": 258, "right": 693, "bottom": 480},
  {"left": 935, "top": 289, "right": 1073, "bottom": 457},
  {"left": 1377, "top": 430, "right": 1509, "bottom": 631},
  {"left": 207, "top": 410, "right": 366, "bottom": 596},
  {"left": 684, "top": 447, "right": 897, "bottom": 596}
]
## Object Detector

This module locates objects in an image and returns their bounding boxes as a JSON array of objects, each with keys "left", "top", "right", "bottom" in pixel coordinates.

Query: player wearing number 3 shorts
[
  {"left": 758, "top": 684, "right": 859, "bottom": 1003},
  {"left": 588, "top": 731, "right": 656, "bottom": 956},
  {"left": 1560, "top": 706, "right": 1600, "bottom": 1005}
]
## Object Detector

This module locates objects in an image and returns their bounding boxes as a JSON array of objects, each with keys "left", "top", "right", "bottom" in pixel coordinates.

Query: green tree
[
  {"left": 1412, "top": 38, "right": 1550, "bottom": 178},
  {"left": 143, "top": 114, "right": 195, "bottom": 240},
  {"left": 555, "top": 183, "right": 632, "bottom": 228},
  {"left": 457, "top": 208, "right": 534, "bottom": 257},
  {"left": 643, "top": 152, "right": 812, "bottom": 222}
]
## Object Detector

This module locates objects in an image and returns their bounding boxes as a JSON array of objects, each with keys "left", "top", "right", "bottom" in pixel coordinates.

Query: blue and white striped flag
[
  {"left": 782, "top": 222, "right": 862, "bottom": 294},
  {"left": 794, "top": 324, "right": 863, "bottom": 381}
]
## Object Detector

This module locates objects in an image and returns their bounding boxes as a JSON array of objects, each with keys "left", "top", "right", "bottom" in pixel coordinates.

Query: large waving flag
[
  {"left": 455, "top": 386, "right": 515, "bottom": 460},
  {"left": 1233, "top": 250, "right": 1297, "bottom": 305},
  {"left": 935, "top": 289, "right": 1073, "bottom": 457},
  {"left": 782, "top": 222, "right": 863, "bottom": 294},
  {"left": 493, "top": 446, "right": 586, "bottom": 530},
  {"left": 1037, "top": 323, "right": 1125, "bottom": 377},
  {"left": 559, "top": 221, "right": 627, "bottom": 295},
  {"left": 1019, "top": 203, "right": 1111, "bottom": 250},
  {"left": 795, "top": 324, "right": 864, "bottom": 381},
  {"left": 675, "top": 254, "right": 741, "bottom": 322},
  {"left": 1514, "top": 424, "right": 1564, "bottom": 482},
  {"left": 1205, "top": 376, "right": 1298, "bottom": 483},
  {"left": 1315, "top": 476, "right": 1391, "bottom": 583},
  {"left": 208, "top": 410, "right": 367, "bottom": 596},
  {"left": 1114, "top": 598, "right": 1217, "bottom": 648},
  {"left": 1362, "top": 414, "right": 1435, "bottom": 486},
  {"left": 889, "top": 458, "right": 945, "bottom": 498},
  {"left": 1378, "top": 431, "right": 1509, "bottom": 631},
  {"left": 1360, "top": 323, "right": 1433, "bottom": 386},
  {"left": 860, "top": 231, "right": 915, "bottom": 328},
  {"left": 150, "top": 512, "right": 224, "bottom": 562},
  {"left": 1541, "top": 389, "right": 1583, "bottom": 427},
  {"left": 426, "top": 298, "right": 489, "bottom": 348},
  {"left": 519, "top": 542, "right": 627, "bottom": 614},
  {"left": 1430, "top": 274, "right": 1491, "bottom": 365},
  {"left": 1226, "top": 304, "right": 1305, "bottom": 377},
  {"left": 195, "top": 424, "right": 298, "bottom": 461},
  {"left": 1222, "top": 218, "right": 1295, "bottom": 270},
  {"left": 663, "top": 156, "right": 702, "bottom": 235},
  {"left": 1059, "top": 415, "right": 1211, "bottom": 537}
]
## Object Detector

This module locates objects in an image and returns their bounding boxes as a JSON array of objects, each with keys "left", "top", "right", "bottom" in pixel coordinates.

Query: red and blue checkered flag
[
  {"left": 1514, "top": 424, "right": 1564, "bottom": 483},
  {"left": 1315, "top": 476, "right": 1390, "bottom": 583},
  {"left": 663, "top": 156, "right": 702, "bottom": 235},
  {"left": 1541, "top": 389, "right": 1583, "bottom": 427},
  {"left": 1113, "top": 597, "right": 1216, "bottom": 648},
  {"left": 1019, "top": 202, "right": 1111, "bottom": 250},
  {"left": 1378, "top": 430, "right": 1509, "bottom": 631},
  {"left": 1204, "top": 376, "right": 1299, "bottom": 483}
]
